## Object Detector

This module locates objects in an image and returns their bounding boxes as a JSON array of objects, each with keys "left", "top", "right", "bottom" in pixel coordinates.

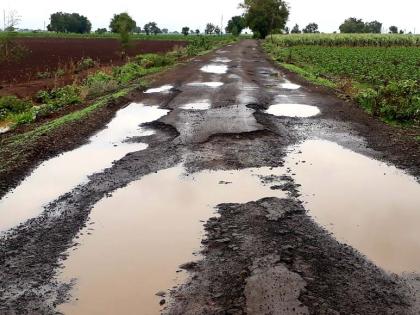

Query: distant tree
[
  {"left": 162, "top": 28, "right": 169, "bottom": 34},
  {"left": 48, "top": 12, "right": 91, "bottom": 33},
  {"left": 95, "top": 28, "right": 107, "bottom": 34},
  {"left": 389, "top": 26, "right": 398, "bottom": 34},
  {"left": 109, "top": 13, "right": 136, "bottom": 33},
  {"left": 205, "top": 23, "right": 215, "bottom": 34},
  {"left": 399, "top": 29, "right": 404, "bottom": 34},
  {"left": 303, "top": 23, "right": 319, "bottom": 33},
  {"left": 364, "top": 20, "right": 382, "bottom": 33},
  {"left": 226, "top": 16, "right": 246, "bottom": 36},
  {"left": 241, "top": 0, "right": 289, "bottom": 39},
  {"left": 291, "top": 24, "right": 301, "bottom": 34},
  {"left": 144, "top": 22, "right": 161, "bottom": 35},
  {"left": 339, "top": 17, "right": 365, "bottom": 33},
  {"left": 182, "top": 27, "right": 190, "bottom": 36},
  {"left": 0, "top": 10, "right": 27, "bottom": 62},
  {"left": 284, "top": 26, "right": 290, "bottom": 34},
  {"left": 215, "top": 26, "right": 221, "bottom": 35},
  {"left": 195, "top": 29, "right": 200, "bottom": 35},
  {"left": 133, "top": 26, "right": 142, "bottom": 34}
]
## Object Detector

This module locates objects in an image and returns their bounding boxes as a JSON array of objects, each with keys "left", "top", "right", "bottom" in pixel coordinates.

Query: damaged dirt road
[{"left": 1, "top": 39, "right": 420, "bottom": 314}]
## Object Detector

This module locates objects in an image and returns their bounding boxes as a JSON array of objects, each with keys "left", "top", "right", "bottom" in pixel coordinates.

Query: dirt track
[{"left": 0, "top": 40, "right": 420, "bottom": 314}]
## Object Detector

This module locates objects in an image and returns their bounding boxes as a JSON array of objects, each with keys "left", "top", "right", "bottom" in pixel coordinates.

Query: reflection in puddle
[
  {"left": 266, "top": 104, "right": 320, "bottom": 118},
  {"left": 144, "top": 85, "right": 174, "bottom": 94},
  {"left": 0, "top": 104, "right": 169, "bottom": 233},
  {"left": 212, "top": 57, "right": 232, "bottom": 63},
  {"left": 57, "top": 166, "right": 285, "bottom": 315},
  {"left": 286, "top": 140, "right": 420, "bottom": 274},
  {"left": 280, "top": 82, "right": 301, "bottom": 90},
  {"left": 180, "top": 101, "right": 211, "bottom": 110},
  {"left": 200, "top": 64, "right": 228, "bottom": 74},
  {"left": 186, "top": 82, "right": 224, "bottom": 88}
]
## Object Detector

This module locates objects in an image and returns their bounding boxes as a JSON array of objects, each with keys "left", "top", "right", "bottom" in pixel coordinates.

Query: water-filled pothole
[
  {"left": 200, "top": 64, "right": 228, "bottom": 74},
  {"left": 186, "top": 82, "right": 224, "bottom": 88},
  {"left": 57, "top": 166, "right": 286, "bottom": 314},
  {"left": 180, "top": 101, "right": 211, "bottom": 110},
  {"left": 286, "top": 140, "right": 420, "bottom": 274},
  {"left": 265, "top": 104, "right": 320, "bottom": 118},
  {"left": 0, "top": 103, "right": 169, "bottom": 233},
  {"left": 144, "top": 85, "right": 174, "bottom": 94},
  {"left": 212, "top": 57, "right": 232, "bottom": 63},
  {"left": 280, "top": 82, "right": 301, "bottom": 90}
]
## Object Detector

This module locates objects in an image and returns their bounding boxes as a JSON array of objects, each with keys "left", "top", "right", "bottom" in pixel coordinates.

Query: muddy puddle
[
  {"left": 180, "top": 100, "right": 211, "bottom": 110},
  {"left": 200, "top": 64, "right": 228, "bottom": 74},
  {"left": 286, "top": 140, "right": 420, "bottom": 274},
  {"left": 57, "top": 166, "right": 286, "bottom": 315},
  {"left": 212, "top": 57, "right": 232, "bottom": 63},
  {"left": 186, "top": 82, "right": 224, "bottom": 88},
  {"left": 0, "top": 103, "right": 169, "bottom": 233},
  {"left": 266, "top": 104, "right": 320, "bottom": 118},
  {"left": 144, "top": 85, "right": 174, "bottom": 94},
  {"left": 280, "top": 82, "right": 301, "bottom": 90}
]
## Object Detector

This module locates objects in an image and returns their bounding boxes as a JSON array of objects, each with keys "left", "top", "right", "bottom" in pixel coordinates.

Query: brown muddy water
[
  {"left": 286, "top": 140, "right": 420, "bottom": 275},
  {"left": 265, "top": 104, "right": 321, "bottom": 118},
  {"left": 0, "top": 103, "right": 169, "bottom": 233},
  {"left": 57, "top": 166, "right": 286, "bottom": 315}
]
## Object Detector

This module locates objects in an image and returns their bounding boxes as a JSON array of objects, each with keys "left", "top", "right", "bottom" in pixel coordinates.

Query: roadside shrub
[
  {"left": 36, "top": 85, "right": 82, "bottom": 110},
  {"left": 12, "top": 111, "right": 36, "bottom": 125},
  {"left": 82, "top": 71, "right": 119, "bottom": 98},
  {"left": 186, "top": 36, "right": 213, "bottom": 56},
  {"left": 0, "top": 96, "right": 33, "bottom": 120},
  {"left": 167, "top": 45, "right": 187, "bottom": 59},
  {"left": 378, "top": 80, "right": 420, "bottom": 123},
  {"left": 356, "top": 88, "right": 379, "bottom": 114},
  {"left": 76, "top": 57, "right": 96, "bottom": 72},
  {"left": 134, "top": 53, "right": 175, "bottom": 69},
  {"left": 112, "top": 62, "right": 145, "bottom": 84}
]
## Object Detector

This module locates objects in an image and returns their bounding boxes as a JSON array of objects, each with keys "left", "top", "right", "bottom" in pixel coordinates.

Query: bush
[
  {"left": 0, "top": 96, "right": 33, "bottom": 120},
  {"left": 112, "top": 62, "right": 145, "bottom": 84},
  {"left": 76, "top": 58, "right": 96, "bottom": 72},
  {"left": 36, "top": 85, "right": 82, "bottom": 110},
  {"left": 134, "top": 53, "right": 175, "bottom": 69},
  {"left": 82, "top": 71, "right": 119, "bottom": 98},
  {"left": 186, "top": 36, "right": 213, "bottom": 56}
]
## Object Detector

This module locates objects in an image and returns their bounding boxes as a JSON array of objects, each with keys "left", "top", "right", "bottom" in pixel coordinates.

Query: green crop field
[{"left": 264, "top": 34, "right": 420, "bottom": 125}]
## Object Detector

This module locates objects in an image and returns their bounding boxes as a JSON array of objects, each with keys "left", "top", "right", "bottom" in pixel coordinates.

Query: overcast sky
[{"left": 2, "top": 0, "right": 419, "bottom": 34}]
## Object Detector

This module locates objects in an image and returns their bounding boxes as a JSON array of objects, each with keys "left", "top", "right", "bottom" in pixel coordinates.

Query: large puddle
[
  {"left": 0, "top": 103, "right": 169, "bottom": 233},
  {"left": 266, "top": 104, "right": 320, "bottom": 118},
  {"left": 144, "top": 85, "right": 174, "bottom": 94},
  {"left": 57, "top": 166, "right": 286, "bottom": 315},
  {"left": 280, "top": 82, "right": 301, "bottom": 90},
  {"left": 186, "top": 82, "right": 224, "bottom": 88},
  {"left": 180, "top": 100, "right": 211, "bottom": 110},
  {"left": 200, "top": 64, "right": 228, "bottom": 74},
  {"left": 286, "top": 140, "right": 420, "bottom": 274}
]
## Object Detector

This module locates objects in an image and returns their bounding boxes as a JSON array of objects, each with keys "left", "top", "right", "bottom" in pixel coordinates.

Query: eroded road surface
[{"left": 1, "top": 40, "right": 420, "bottom": 314}]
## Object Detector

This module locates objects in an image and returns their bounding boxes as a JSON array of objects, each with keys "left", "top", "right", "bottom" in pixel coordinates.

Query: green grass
[{"left": 263, "top": 35, "right": 420, "bottom": 125}]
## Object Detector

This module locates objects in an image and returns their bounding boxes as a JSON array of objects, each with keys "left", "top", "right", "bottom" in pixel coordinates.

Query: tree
[
  {"left": 144, "top": 22, "right": 161, "bottom": 35},
  {"left": 241, "top": 0, "right": 289, "bottom": 39},
  {"left": 303, "top": 23, "right": 319, "bottom": 33},
  {"left": 284, "top": 26, "right": 289, "bottom": 34},
  {"left": 226, "top": 16, "right": 246, "bottom": 36},
  {"left": 0, "top": 10, "right": 27, "bottom": 62},
  {"left": 162, "top": 28, "right": 169, "bottom": 34},
  {"left": 291, "top": 24, "right": 300, "bottom": 34},
  {"left": 133, "top": 26, "right": 141, "bottom": 34},
  {"left": 182, "top": 26, "right": 190, "bottom": 36},
  {"left": 48, "top": 12, "right": 91, "bottom": 33},
  {"left": 195, "top": 29, "right": 200, "bottom": 35},
  {"left": 95, "top": 28, "right": 107, "bottom": 34},
  {"left": 364, "top": 21, "right": 382, "bottom": 33},
  {"left": 109, "top": 13, "right": 136, "bottom": 34},
  {"left": 215, "top": 26, "right": 221, "bottom": 35},
  {"left": 399, "top": 29, "right": 404, "bottom": 34},
  {"left": 205, "top": 23, "right": 215, "bottom": 34},
  {"left": 389, "top": 26, "right": 398, "bottom": 34},
  {"left": 339, "top": 18, "right": 365, "bottom": 33}
]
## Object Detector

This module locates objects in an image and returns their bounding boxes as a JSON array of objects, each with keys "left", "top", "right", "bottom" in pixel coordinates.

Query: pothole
[
  {"left": 265, "top": 104, "right": 320, "bottom": 118},
  {"left": 212, "top": 57, "right": 232, "bottom": 63},
  {"left": 186, "top": 82, "right": 224, "bottom": 88},
  {"left": 200, "top": 64, "right": 228, "bottom": 74},
  {"left": 280, "top": 82, "right": 301, "bottom": 90},
  {"left": 0, "top": 103, "right": 169, "bottom": 233},
  {"left": 180, "top": 101, "right": 211, "bottom": 110},
  {"left": 144, "top": 85, "right": 174, "bottom": 94},
  {"left": 286, "top": 139, "right": 420, "bottom": 274},
  {"left": 57, "top": 166, "right": 286, "bottom": 315}
]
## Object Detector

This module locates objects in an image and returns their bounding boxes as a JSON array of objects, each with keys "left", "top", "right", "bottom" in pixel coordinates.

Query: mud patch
[
  {"left": 286, "top": 139, "right": 420, "bottom": 274},
  {"left": 0, "top": 103, "right": 169, "bottom": 232},
  {"left": 266, "top": 104, "right": 320, "bottom": 118},
  {"left": 57, "top": 166, "right": 286, "bottom": 314}
]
